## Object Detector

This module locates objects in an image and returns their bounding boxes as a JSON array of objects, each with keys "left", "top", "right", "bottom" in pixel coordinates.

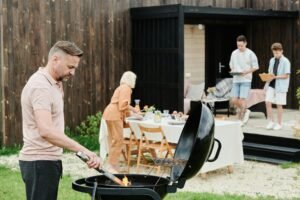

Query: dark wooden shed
[
  {"left": 131, "top": 4, "right": 299, "bottom": 112},
  {"left": 1, "top": 0, "right": 300, "bottom": 146}
]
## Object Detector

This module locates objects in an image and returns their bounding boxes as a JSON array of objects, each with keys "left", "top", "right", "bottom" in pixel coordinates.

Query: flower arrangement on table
[
  {"left": 171, "top": 111, "right": 188, "bottom": 121},
  {"left": 141, "top": 105, "right": 156, "bottom": 120},
  {"left": 143, "top": 105, "right": 156, "bottom": 113}
]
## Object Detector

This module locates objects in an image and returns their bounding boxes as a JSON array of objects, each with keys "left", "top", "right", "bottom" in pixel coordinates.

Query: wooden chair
[
  {"left": 122, "top": 123, "right": 139, "bottom": 173},
  {"left": 136, "top": 125, "right": 174, "bottom": 174}
]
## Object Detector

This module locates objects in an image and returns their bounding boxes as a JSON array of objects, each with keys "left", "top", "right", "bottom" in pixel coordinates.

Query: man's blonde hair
[{"left": 120, "top": 71, "right": 137, "bottom": 89}]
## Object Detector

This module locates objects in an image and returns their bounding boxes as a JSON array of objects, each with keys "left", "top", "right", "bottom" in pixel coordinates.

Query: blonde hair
[{"left": 120, "top": 71, "right": 137, "bottom": 89}]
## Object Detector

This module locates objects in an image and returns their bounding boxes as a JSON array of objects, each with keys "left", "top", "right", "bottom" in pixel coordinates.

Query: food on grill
[
  {"left": 76, "top": 151, "right": 126, "bottom": 186},
  {"left": 122, "top": 176, "right": 131, "bottom": 187}
]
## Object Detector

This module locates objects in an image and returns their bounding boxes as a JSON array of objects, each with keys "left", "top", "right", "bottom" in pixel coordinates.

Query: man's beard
[{"left": 58, "top": 75, "right": 71, "bottom": 82}]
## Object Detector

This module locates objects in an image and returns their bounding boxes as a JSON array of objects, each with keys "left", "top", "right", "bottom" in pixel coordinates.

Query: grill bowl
[
  {"left": 73, "top": 174, "right": 170, "bottom": 200},
  {"left": 85, "top": 174, "right": 169, "bottom": 198}
]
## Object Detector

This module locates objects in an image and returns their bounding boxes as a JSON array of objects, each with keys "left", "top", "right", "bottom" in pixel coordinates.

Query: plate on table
[
  {"left": 230, "top": 72, "right": 243, "bottom": 76},
  {"left": 161, "top": 113, "right": 169, "bottom": 117},
  {"left": 167, "top": 120, "right": 186, "bottom": 125},
  {"left": 126, "top": 116, "right": 144, "bottom": 121}
]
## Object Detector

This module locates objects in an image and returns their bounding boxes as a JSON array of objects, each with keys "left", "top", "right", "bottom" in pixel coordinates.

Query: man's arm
[
  {"left": 229, "top": 52, "right": 234, "bottom": 71},
  {"left": 271, "top": 73, "right": 289, "bottom": 80},
  {"left": 242, "top": 52, "right": 259, "bottom": 75},
  {"left": 270, "top": 59, "right": 290, "bottom": 80},
  {"left": 242, "top": 67, "right": 258, "bottom": 75},
  {"left": 34, "top": 109, "right": 101, "bottom": 168}
]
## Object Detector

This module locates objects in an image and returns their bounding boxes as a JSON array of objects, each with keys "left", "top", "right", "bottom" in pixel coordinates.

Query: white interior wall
[{"left": 184, "top": 24, "right": 205, "bottom": 84}]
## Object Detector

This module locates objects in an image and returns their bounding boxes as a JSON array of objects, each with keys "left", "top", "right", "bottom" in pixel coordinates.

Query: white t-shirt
[{"left": 229, "top": 48, "right": 259, "bottom": 83}]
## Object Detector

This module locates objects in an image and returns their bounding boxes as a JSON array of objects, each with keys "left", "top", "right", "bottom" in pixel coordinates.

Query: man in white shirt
[{"left": 229, "top": 35, "right": 259, "bottom": 125}]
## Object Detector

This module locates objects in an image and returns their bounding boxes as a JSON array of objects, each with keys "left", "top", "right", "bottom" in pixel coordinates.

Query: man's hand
[
  {"left": 84, "top": 150, "right": 102, "bottom": 169},
  {"left": 241, "top": 67, "right": 258, "bottom": 76},
  {"left": 129, "top": 105, "right": 139, "bottom": 113},
  {"left": 241, "top": 70, "right": 249, "bottom": 76},
  {"left": 269, "top": 74, "right": 276, "bottom": 81}
]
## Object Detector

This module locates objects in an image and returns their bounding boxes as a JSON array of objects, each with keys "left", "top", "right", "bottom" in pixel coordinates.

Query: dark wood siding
[
  {"left": 131, "top": 5, "right": 184, "bottom": 111},
  {"left": 0, "top": 0, "right": 132, "bottom": 145},
  {"left": 0, "top": 0, "right": 299, "bottom": 146},
  {"left": 248, "top": 19, "right": 296, "bottom": 107}
]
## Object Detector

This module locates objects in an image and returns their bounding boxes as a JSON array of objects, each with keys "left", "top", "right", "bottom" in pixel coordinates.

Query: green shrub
[
  {"left": 0, "top": 112, "right": 102, "bottom": 155},
  {"left": 68, "top": 111, "right": 102, "bottom": 136},
  {"left": 0, "top": 144, "right": 21, "bottom": 156},
  {"left": 68, "top": 134, "right": 100, "bottom": 152},
  {"left": 65, "top": 112, "right": 102, "bottom": 152}
]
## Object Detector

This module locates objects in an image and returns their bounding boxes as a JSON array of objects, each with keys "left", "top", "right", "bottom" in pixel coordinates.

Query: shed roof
[
  {"left": 131, "top": 4, "right": 299, "bottom": 19},
  {"left": 183, "top": 5, "right": 299, "bottom": 19}
]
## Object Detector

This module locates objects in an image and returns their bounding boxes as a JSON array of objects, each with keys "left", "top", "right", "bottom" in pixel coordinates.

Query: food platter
[
  {"left": 167, "top": 119, "right": 186, "bottom": 125},
  {"left": 126, "top": 116, "right": 143, "bottom": 121}
]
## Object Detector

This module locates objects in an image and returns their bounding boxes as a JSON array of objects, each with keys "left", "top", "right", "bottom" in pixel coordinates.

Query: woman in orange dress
[{"left": 103, "top": 71, "right": 141, "bottom": 172}]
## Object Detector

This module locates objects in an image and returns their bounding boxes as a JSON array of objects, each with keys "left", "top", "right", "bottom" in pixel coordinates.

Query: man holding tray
[
  {"left": 265, "top": 43, "right": 290, "bottom": 130},
  {"left": 229, "top": 35, "right": 259, "bottom": 125}
]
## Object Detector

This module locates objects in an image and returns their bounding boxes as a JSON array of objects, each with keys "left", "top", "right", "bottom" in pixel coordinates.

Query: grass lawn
[
  {"left": 280, "top": 162, "right": 300, "bottom": 169},
  {"left": 0, "top": 165, "right": 284, "bottom": 200}
]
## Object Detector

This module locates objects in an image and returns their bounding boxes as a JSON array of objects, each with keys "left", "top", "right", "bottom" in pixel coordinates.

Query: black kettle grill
[{"left": 72, "top": 102, "right": 222, "bottom": 200}]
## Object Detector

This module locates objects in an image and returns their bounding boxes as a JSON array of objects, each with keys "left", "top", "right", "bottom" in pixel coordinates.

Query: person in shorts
[
  {"left": 229, "top": 35, "right": 259, "bottom": 125},
  {"left": 265, "top": 43, "right": 290, "bottom": 130}
]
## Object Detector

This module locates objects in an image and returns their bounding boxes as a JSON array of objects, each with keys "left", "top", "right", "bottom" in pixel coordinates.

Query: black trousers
[{"left": 19, "top": 160, "right": 63, "bottom": 200}]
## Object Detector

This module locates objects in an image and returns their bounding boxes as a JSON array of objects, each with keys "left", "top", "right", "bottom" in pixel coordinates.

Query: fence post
[{"left": 0, "top": 0, "right": 5, "bottom": 146}]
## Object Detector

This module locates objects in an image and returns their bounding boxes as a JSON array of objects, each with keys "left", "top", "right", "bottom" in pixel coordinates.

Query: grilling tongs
[{"left": 76, "top": 151, "right": 126, "bottom": 186}]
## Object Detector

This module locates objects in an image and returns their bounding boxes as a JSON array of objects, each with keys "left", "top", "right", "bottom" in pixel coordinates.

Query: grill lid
[{"left": 170, "top": 102, "right": 218, "bottom": 184}]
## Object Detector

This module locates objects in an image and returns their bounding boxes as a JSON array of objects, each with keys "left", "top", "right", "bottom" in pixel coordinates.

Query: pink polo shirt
[{"left": 19, "top": 67, "right": 65, "bottom": 161}]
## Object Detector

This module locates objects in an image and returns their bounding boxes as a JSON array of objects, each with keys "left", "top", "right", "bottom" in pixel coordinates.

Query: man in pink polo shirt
[{"left": 19, "top": 41, "right": 101, "bottom": 200}]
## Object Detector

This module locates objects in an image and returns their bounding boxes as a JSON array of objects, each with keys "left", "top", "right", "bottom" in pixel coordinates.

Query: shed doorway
[
  {"left": 205, "top": 24, "right": 247, "bottom": 88},
  {"left": 184, "top": 24, "right": 205, "bottom": 84}
]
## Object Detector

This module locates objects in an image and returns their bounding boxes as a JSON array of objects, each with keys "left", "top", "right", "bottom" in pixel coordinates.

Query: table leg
[
  {"left": 227, "top": 100, "right": 230, "bottom": 117},
  {"left": 208, "top": 102, "right": 215, "bottom": 116}
]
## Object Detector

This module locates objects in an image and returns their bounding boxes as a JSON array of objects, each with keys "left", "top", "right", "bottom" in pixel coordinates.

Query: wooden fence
[{"left": 0, "top": 0, "right": 299, "bottom": 145}]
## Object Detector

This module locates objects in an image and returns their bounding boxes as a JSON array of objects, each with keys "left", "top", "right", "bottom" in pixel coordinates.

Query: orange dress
[
  {"left": 103, "top": 84, "right": 132, "bottom": 121},
  {"left": 102, "top": 84, "right": 132, "bottom": 167}
]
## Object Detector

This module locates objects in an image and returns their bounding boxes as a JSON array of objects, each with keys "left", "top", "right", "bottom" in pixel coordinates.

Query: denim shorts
[{"left": 231, "top": 82, "right": 251, "bottom": 99}]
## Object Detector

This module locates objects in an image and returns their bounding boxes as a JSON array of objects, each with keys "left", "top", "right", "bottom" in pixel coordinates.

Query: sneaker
[
  {"left": 273, "top": 123, "right": 282, "bottom": 130},
  {"left": 266, "top": 121, "right": 275, "bottom": 130},
  {"left": 242, "top": 109, "right": 251, "bottom": 124}
]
